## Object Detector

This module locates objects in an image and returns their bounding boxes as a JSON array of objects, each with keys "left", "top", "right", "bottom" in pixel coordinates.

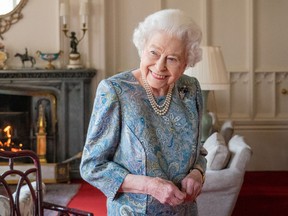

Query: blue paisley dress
[{"left": 80, "top": 70, "right": 207, "bottom": 216}]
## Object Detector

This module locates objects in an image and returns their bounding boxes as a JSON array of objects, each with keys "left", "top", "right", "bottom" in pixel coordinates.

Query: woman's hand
[
  {"left": 145, "top": 177, "right": 186, "bottom": 206},
  {"left": 181, "top": 169, "right": 203, "bottom": 201},
  {"left": 119, "top": 174, "right": 187, "bottom": 206}
]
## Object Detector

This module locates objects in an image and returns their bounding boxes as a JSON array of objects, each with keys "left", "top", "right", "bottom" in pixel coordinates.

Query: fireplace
[
  {"left": 0, "top": 68, "right": 96, "bottom": 177},
  {"left": 0, "top": 93, "right": 57, "bottom": 159}
]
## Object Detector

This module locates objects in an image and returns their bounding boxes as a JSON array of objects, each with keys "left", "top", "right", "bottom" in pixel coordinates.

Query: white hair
[{"left": 133, "top": 9, "right": 202, "bottom": 67}]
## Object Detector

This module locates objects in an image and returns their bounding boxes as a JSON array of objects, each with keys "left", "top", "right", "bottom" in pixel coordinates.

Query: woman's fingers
[
  {"left": 147, "top": 177, "right": 186, "bottom": 206},
  {"left": 181, "top": 171, "right": 203, "bottom": 201}
]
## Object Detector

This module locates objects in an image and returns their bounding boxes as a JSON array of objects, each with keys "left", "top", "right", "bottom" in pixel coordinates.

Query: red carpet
[
  {"left": 232, "top": 171, "right": 288, "bottom": 216},
  {"left": 68, "top": 181, "right": 107, "bottom": 215},
  {"left": 68, "top": 171, "right": 288, "bottom": 216}
]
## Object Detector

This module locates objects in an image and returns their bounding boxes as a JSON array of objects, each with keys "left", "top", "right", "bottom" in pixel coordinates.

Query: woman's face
[{"left": 140, "top": 31, "right": 187, "bottom": 92}]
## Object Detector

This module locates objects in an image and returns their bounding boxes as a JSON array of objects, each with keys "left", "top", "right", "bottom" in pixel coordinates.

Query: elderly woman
[{"left": 80, "top": 9, "right": 207, "bottom": 215}]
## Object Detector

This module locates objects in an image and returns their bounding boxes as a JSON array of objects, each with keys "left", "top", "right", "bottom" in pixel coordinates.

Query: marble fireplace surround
[{"left": 0, "top": 68, "right": 96, "bottom": 177}]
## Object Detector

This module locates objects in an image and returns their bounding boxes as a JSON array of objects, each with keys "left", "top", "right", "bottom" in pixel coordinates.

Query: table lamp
[{"left": 185, "top": 46, "right": 229, "bottom": 143}]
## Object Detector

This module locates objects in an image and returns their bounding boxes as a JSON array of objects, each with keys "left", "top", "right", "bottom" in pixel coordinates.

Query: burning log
[{"left": 0, "top": 125, "right": 23, "bottom": 152}]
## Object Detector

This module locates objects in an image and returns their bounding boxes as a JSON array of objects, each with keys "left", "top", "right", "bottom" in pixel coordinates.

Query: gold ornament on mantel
[
  {"left": 0, "top": 42, "right": 8, "bottom": 70},
  {"left": 36, "top": 103, "right": 47, "bottom": 163},
  {"left": 0, "top": 50, "right": 8, "bottom": 70}
]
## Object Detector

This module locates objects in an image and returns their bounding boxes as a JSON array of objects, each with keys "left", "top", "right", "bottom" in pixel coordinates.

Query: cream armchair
[{"left": 197, "top": 134, "right": 252, "bottom": 216}]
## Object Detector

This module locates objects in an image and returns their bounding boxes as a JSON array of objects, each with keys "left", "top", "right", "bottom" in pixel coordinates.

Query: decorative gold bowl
[{"left": 36, "top": 50, "right": 63, "bottom": 69}]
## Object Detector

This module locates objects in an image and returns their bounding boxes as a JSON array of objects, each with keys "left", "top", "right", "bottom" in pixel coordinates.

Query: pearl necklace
[{"left": 141, "top": 75, "right": 174, "bottom": 116}]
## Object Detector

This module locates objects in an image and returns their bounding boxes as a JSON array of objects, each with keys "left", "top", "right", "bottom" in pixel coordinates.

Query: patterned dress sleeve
[
  {"left": 80, "top": 79, "right": 130, "bottom": 199},
  {"left": 192, "top": 77, "right": 208, "bottom": 174}
]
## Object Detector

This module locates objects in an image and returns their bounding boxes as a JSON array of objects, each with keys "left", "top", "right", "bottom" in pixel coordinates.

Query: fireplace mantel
[
  {"left": 0, "top": 69, "right": 96, "bottom": 79},
  {"left": 0, "top": 68, "right": 96, "bottom": 178}
]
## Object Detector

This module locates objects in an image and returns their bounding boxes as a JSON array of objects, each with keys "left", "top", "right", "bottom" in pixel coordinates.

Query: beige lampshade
[{"left": 185, "top": 46, "right": 229, "bottom": 90}]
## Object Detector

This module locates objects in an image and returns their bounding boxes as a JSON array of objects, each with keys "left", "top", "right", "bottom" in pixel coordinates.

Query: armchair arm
[
  {"left": 43, "top": 201, "right": 94, "bottom": 216},
  {"left": 202, "top": 168, "right": 244, "bottom": 192},
  {"left": 202, "top": 135, "right": 252, "bottom": 192}
]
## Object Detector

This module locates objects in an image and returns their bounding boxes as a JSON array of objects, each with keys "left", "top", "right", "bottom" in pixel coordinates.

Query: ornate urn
[{"left": 36, "top": 50, "right": 63, "bottom": 69}]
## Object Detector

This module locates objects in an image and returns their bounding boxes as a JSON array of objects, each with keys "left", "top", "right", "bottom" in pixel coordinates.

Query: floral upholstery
[
  {"left": 0, "top": 181, "right": 46, "bottom": 216},
  {"left": 0, "top": 195, "right": 10, "bottom": 216}
]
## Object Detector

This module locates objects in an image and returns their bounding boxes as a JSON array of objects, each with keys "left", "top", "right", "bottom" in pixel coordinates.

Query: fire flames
[{"left": 0, "top": 125, "right": 23, "bottom": 152}]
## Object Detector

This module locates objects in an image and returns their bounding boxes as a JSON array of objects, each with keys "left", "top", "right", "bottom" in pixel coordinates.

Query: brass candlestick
[
  {"left": 62, "top": 23, "right": 87, "bottom": 69},
  {"left": 36, "top": 103, "right": 47, "bottom": 163}
]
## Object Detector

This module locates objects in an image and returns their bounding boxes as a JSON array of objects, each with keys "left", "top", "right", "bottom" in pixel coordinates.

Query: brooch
[{"left": 178, "top": 85, "right": 189, "bottom": 100}]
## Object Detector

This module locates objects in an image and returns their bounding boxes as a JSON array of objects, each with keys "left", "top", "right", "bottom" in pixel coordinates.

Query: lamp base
[
  {"left": 201, "top": 110, "right": 212, "bottom": 144},
  {"left": 67, "top": 53, "right": 83, "bottom": 69},
  {"left": 201, "top": 90, "right": 213, "bottom": 143}
]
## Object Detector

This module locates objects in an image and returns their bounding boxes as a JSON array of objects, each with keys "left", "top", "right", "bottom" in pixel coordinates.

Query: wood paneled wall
[{"left": 102, "top": 0, "right": 288, "bottom": 170}]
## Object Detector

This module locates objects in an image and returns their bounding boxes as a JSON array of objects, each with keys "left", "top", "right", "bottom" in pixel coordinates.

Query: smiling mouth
[{"left": 150, "top": 70, "right": 166, "bottom": 80}]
